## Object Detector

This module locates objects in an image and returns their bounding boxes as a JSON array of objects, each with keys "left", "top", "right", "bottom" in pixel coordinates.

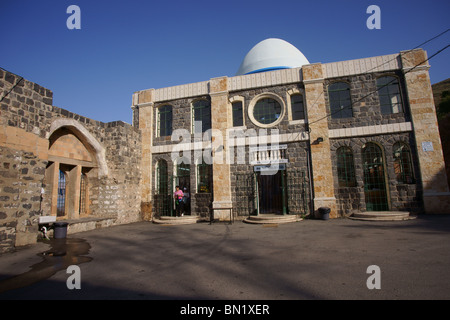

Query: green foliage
[{"left": 437, "top": 90, "right": 450, "bottom": 119}]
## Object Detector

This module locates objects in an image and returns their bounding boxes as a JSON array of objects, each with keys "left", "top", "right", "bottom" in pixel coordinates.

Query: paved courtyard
[{"left": 1, "top": 215, "right": 450, "bottom": 301}]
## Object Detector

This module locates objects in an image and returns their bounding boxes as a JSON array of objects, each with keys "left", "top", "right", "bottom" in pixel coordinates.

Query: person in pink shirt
[{"left": 174, "top": 186, "right": 184, "bottom": 216}]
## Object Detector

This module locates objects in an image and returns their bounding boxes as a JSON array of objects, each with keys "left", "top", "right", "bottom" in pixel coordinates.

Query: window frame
[
  {"left": 248, "top": 92, "right": 285, "bottom": 128},
  {"left": 157, "top": 105, "right": 173, "bottom": 137},
  {"left": 376, "top": 76, "right": 404, "bottom": 115},
  {"left": 336, "top": 146, "right": 357, "bottom": 187},
  {"left": 192, "top": 99, "right": 211, "bottom": 134},
  {"left": 328, "top": 81, "right": 353, "bottom": 119},
  {"left": 156, "top": 159, "right": 169, "bottom": 195},
  {"left": 393, "top": 141, "right": 415, "bottom": 184},
  {"left": 197, "top": 159, "right": 212, "bottom": 193}
]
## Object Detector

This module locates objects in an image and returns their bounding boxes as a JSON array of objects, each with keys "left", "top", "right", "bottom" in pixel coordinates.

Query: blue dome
[{"left": 236, "top": 38, "right": 310, "bottom": 76}]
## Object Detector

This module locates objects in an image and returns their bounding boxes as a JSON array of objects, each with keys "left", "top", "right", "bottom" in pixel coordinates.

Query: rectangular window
[
  {"left": 57, "top": 170, "right": 66, "bottom": 217},
  {"left": 158, "top": 105, "right": 172, "bottom": 137},
  {"left": 79, "top": 173, "right": 87, "bottom": 214},
  {"left": 337, "top": 147, "right": 356, "bottom": 187},
  {"left": 197, "top": 161, "right": 212, "bottom": 193},
  {"left": 232, "top": 101, "right": 243, "bottom": 127},
  {"left": 377, "top": 76, "right": 403, "bottom": 114},
  {"left": 328, "top": 82, "right": 353, "bottom": 119},
  {"left": 291, "top": 94, "right": 305, "bottom": 120},
  {"left": 193, "top": 100, "right": 211, "bottom": 133}
]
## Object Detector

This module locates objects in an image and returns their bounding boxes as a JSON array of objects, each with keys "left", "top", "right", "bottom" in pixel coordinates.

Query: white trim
[
  {"left": 329, "top": 122, "right": 412, "bottom": 139},
  {"left": 248, "top": 92, "right": 286, "bottom": 128},
  {"left": 48, "top": 118, "right": 108, "bottom": 177}
]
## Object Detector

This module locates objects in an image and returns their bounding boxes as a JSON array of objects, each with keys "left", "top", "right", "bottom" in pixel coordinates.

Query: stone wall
[
  {"left": 330, "top": 132, "right": 422, "bottom": 217},
  {"left": 0, "top": 146, "right": 47, "bottom": 251},
  {"left": 0, "top": 69, "right": 142, "bottom": 253},
  {"left": 324, "top": 71, "right": 410, "bottom": 130}
]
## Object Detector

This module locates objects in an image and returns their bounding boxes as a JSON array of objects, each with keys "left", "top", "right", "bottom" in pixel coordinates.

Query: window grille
[
  {"left": 158, "top": 105, "right": 172, "bottom": 137},
  {"left": 362, "top": 143, "right": 389, "bottom": 211},
  {"left": 156, "top": 160, "right": 168, "bottom": 195},
  {"left": 328, "top": 82, "right": 353, "bottom": 119},
  {"left": 393, "top": 142, "right": 414, "bottom": 184},
  {"left": 79, "top": 172, "right": 87, "bottom": 214},
  {"left": 192, "top": 100, "right": 211, "bottom": 133},
  {"left": 253, "top": 98, "right": 282, "bottom": 125},
  {"left": 377, "top": 76, "right": 403, "bottom": 114},
  {"left": 336, "top": 147, "right": 356, "bottom": 187},
  {"left": 291, "top": 94, "right": 305, "bottom": 120},
  {"left": 232, "top": 101, "right": 244, "bottom": 127},
  {"left": 57, "top": 170, "right": 66, "bottom": 217},
  {"left": 197, "top": 160, "right": 212, "bottom": 193}
]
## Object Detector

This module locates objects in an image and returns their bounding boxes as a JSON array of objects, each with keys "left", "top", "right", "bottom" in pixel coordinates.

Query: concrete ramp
[
  {"left": 349, "top": 211, "right": 415, "bottom": 221},
  {"left": 244, "top": 214, "right": 302, "bottom": 224}
]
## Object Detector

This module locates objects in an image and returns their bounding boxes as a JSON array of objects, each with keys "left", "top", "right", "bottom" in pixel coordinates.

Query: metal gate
[
  {"left": 286, "top": 169, "right": 310, "bottom": 216},
  {"left": 362, "top": 143, "right": 389, "bottom": 211},
  {"left": 154, "top": 165, "right": 174, "bottom": 218},
  {"left": 234, "top": 173, "right": 257, "bottom": 217},
  {"left": 233, "top": 168, "right": 310, "bottom": 217}
]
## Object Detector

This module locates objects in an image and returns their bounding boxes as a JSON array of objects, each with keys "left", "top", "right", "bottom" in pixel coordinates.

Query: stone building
[
  {"left": 1, "top": 38, "right": 449, "bottom": 253},
  {"left": 0, "top": 69, "right": 142, "bottom": 253},
  {"left": 132, "top": 39, "right": 450, "bottom": 223}
]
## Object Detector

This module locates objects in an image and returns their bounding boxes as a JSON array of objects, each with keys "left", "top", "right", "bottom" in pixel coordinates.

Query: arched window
[
  {"left": 192, "top": 100, "right": 211, "bottom": 133},
  {"left": 393, "top": 142, "right": 414, "bottom": 184},
  {"left": 57, "top": 170, "right": 66, "bottom": 217},
  {"left": 156, "top": 159, "right": 168, "bottom": 195},
  {"left": 158, "top": 105, "right": 172, "bottom": 137},
  {"left": 328, "top": 82, "right": 352, "bottom": 119},
  {"left": 336, "top": 147, "right": 356, "bottom": 187},
  {"left": 291, "top": 94, "right": 305, "bottom": 120},
  {"left": 377, "top": 76, "right": 403, "bottom": 114}
]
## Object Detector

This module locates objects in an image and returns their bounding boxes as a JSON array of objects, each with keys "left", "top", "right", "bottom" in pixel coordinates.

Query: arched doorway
[
  {"left": 362, "top": 143, "right": 389, "bottom": 211},
  {"left": 44, "top": 121, "right": 102, "bottom": 220}
]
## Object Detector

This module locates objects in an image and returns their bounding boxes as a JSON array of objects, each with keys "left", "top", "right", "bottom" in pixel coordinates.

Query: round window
[{"left": 253, "top": 98, "right": 282, "bottom": 125}]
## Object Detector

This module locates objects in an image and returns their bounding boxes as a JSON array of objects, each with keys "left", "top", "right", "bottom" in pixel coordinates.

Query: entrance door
[
  {"left": 362, "top": 143, "right": 389, "bottom": 211},
  {"left": 176, "top": 163, "right": 191, "bottom": 215},
  {"left": 257, "top": 169, "right": 286, "bottom": 214}
]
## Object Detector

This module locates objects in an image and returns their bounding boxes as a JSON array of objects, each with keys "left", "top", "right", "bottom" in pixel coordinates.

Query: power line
[
  {"left": 302, "top": 28, "right": 450, "bottom": 128},
  {"left": 307, "top": 42, "right": 450, "bottom": 128},
  {"left": 0, "top": 66, "right": 24, "bottom": 103}
]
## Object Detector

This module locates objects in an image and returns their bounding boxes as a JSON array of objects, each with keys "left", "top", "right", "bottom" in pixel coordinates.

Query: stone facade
[
  {"left": 1, "top": 48, "right": 449, "bottom": 253},
  {"left": 134, "top": 48, "right": 450, "bottom": 221},
  {"left": 0, "top": 69, "right": 142, "bottom": 253}
]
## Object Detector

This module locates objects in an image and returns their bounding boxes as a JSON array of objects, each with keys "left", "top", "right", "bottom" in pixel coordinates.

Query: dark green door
[{"left": 362, "top": 143, "right": 389, "bottom": 211}]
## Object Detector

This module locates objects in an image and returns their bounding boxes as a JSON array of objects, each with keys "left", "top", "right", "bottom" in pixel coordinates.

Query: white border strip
[{"left": 329, "top": 122, "right": 412, "bottom": 139}]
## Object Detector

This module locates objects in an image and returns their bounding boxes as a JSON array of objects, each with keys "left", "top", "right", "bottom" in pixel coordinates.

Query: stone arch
[{"left": 47, "top": 118, "right": 108, "bottom": 177}]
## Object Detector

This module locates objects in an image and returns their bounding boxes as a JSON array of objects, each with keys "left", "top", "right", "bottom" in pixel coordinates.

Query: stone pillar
[
  {"left": 303, "top": 63, "right": 337, "bottom": 218},
  {"left": 48, "top": 161, "right": 59, "bottom": 217},
  {"left": 135, "top": 89, "right": 154, "bottom": 220},
  {"left": 209, "top": 76, "right": 233, "bottom": 220},
  {"left": 401, "top": 49, "right": 450, "bottom": 214}
]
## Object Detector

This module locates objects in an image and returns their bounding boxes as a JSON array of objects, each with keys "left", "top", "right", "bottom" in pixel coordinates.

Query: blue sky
[{"left": 1, "top": 0, "right": 449, "bottom": 124}]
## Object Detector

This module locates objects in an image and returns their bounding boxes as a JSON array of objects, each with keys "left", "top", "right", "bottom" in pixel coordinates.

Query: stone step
[
  {"left": 350, "top": 211, "right": 414, "bottom": 221},
  {"left": 244, "top": 214, "right": 302, "bottom": 224},
  {"left": 153, "top": 215, "right": 199, "bottom": 225}
]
